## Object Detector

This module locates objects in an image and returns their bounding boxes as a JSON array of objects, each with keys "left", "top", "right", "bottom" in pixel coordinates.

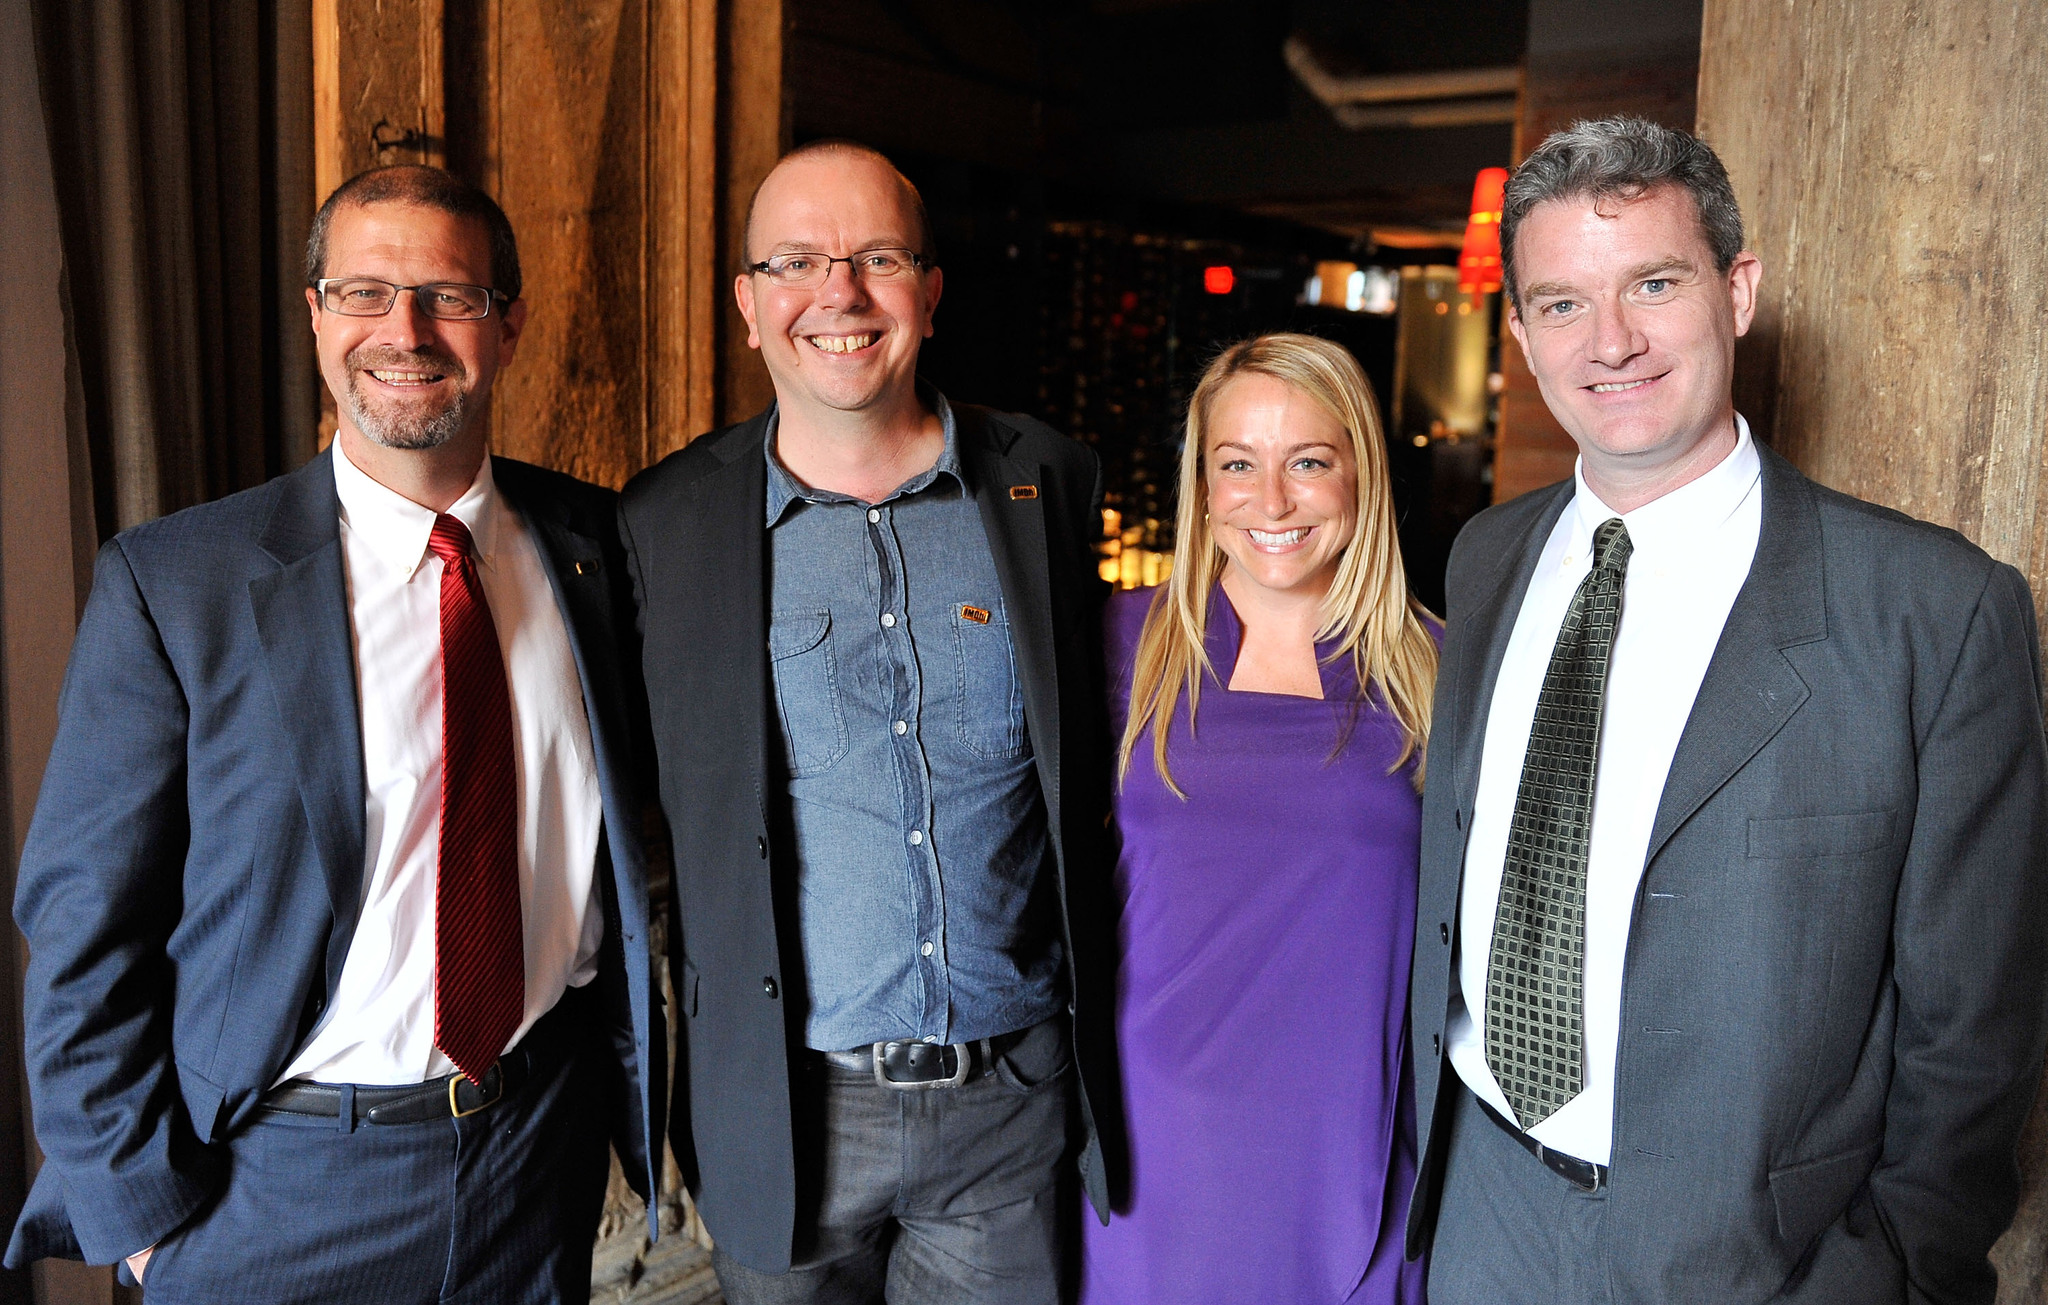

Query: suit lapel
[
  {"left": 1449, "top": 483, "right": 1575, "bottom": 813},
  {"left": 1644, "top": 448, "right": 1825, "bottom": 865},
  {"left": 959, "top": 411, "right": 1061, "bottom": 819},
  {"left": 247, "top": 451, "right": 367, "bottom": 995},
  {"left": 701, "top": 417, "right": 773, "bottom": 824}
]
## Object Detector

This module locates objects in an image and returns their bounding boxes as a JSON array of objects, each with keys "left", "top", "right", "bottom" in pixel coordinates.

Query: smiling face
[
  {"left": 735, "top": 151, "right": 942, "bottom": 420},
  {"left": 1204, "top": 373, "right": 1359, "bottom": 601},
  {"left": 306, "top": 201, "right": 525, "bottom": 455},
  {"left": 1506, "top": 183, "right": 1760, "bottom": 501}
]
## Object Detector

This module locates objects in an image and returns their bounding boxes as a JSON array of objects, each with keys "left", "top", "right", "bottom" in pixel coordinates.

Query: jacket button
[
  {"left": 762, "top": 977, "right": 778, "bottom": 999},
  {"left": 757, "top": 835, "right": 768, "bottom": 859},
  {"left": 1439, "top": 922, "right": 1450, "bottom": 945}
]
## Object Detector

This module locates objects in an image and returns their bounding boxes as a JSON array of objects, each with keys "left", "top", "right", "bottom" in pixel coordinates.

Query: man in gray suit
[{"left": 1408, "top": 115, "right": 2048, "bottom": 1303}]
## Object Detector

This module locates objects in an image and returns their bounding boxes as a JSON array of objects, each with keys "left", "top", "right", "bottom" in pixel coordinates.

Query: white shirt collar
[
  {"left": 331, "top": 436, "right": 501, "bottom": 582},
  {"left": 1567, "top": 413, "right": 1760, "bottom": 564}
]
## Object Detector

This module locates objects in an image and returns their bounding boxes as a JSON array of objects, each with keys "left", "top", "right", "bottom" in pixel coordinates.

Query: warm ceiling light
[
  {"left": 1458, "top": 166, "right": 1509, "bottom": 295},
  {"left": 1203, "top": 265, "right": 1236, "bottom": 295}
]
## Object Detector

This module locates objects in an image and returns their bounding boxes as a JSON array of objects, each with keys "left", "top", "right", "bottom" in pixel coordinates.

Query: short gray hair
[{"left": 1501, "top": 116, "right": 1743, "bottom": 308}]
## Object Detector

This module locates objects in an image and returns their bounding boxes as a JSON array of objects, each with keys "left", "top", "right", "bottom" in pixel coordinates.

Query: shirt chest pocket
[
  {"left": 769, "top": 610, "right": 848, "bottom": 777},
  {"left": 949, "top": 604, "right": 1028, "bottom": 760}
]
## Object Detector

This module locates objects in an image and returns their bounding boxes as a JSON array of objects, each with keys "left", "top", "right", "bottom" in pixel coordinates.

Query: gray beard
[{"left": 342, "top": 370, "right": 470, "bottom": 451}]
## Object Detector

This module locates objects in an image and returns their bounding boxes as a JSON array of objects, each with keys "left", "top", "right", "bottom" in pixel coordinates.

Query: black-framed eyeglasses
[
  {"left": 746, "top": 248, "right": 931, "bottom": 289},
  {"left": 313, "top": 277, "right": 508, "bottom": 321}
]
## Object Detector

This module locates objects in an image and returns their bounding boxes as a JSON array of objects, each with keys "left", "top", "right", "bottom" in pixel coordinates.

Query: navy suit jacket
[{"left": 6, "top": 450, "right": 664, "bottom": 1267}]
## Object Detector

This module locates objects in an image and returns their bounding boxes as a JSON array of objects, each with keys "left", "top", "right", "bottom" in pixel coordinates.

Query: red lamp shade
[
  {"left": 1203, "top": 265, "right": 1236, "bottom": 295},
  {"left": 1457, "top": 167, "right": 1510, "bottom": 294}
]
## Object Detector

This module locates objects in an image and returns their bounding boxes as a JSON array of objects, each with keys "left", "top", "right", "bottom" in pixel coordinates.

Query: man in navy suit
[{"left": 5, "top": 166, "right": 662, "bottom": 1304}]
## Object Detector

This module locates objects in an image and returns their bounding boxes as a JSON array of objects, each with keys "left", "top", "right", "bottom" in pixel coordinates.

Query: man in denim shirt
[{"left": 621, "top": 140, "right": 1120, "bottom": 1304}]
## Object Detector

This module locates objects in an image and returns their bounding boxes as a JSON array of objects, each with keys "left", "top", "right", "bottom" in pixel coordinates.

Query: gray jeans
[{"left": 712, "top": 1017, "right": 1075, "bottom": 1305}]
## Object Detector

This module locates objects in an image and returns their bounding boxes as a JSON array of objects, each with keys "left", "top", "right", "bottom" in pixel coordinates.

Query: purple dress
[{"left": 1081, "top": 586, "right": 1427, "bottom": 1305}]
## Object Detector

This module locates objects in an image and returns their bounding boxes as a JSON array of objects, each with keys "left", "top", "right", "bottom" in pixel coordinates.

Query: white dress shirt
[
  {"left": 1446, "top": 416, "right": 1762, "bottom": 1164},
  {"left": 278, "top": 440, "right": 605, "bottom": 1087}
]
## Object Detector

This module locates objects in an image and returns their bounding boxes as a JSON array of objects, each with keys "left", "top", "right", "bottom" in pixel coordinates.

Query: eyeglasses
[
  {"left": 746, "top": 248, "right": 931, "bottom": 289},
  {"left": 313, "top": 278, "right": 507, "bottom": 321}
]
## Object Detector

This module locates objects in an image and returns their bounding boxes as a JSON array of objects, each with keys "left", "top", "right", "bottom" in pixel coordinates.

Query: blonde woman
[{"left": 1081, "top": 334, "right": 1437, "bottom": 1304}]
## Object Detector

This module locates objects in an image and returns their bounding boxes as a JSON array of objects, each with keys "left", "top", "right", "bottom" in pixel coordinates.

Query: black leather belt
[
  {"left": 259, "top": 1056, "right": 530, "bottom": 1126},
  {"left": 1478, "top": 1095, "right": 1610, "bottom": 1192},
  {"left": 257, "top": 990, "right": 583, "bottom": 1126},
  {"left": 820, "top": 1026, "right": 1032, "bottom": 1091}
]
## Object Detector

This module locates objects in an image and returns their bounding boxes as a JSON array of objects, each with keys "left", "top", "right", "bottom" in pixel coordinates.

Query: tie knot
[
  {"left": 428, "top": 514, "right": 474, "bottom": 567},
  {"left": 1591, "top": 517, "right": 1632, "bottom": 574}
]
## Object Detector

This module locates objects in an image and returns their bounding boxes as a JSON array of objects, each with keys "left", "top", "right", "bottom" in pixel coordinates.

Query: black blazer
[
  {"left": 8, "top": 451, "right": 665, "bottom": 1267},
  {"left": 619, "top": 404, "right": 1121, "bottom": 1274},
  {"left": 1406, "top": 445, "right": 2048, "bottom": 1302}
]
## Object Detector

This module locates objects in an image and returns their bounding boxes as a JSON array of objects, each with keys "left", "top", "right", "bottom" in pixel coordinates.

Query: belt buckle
[
  {"left": 871, "top": 1040, "right": 971, "bottom": 1091},
  {"left": 448, "top": 1065, "right": 504, "bottom": 1118}
]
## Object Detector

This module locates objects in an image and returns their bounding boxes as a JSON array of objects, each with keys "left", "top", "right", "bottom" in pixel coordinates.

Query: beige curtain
[{"left": 27, "top": 0, "right": 315, "bottom": 538}]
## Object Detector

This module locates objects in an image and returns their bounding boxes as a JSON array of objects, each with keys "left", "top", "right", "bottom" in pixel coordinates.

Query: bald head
[{"left": 742, "top": 140, "right": 934, "bottom": 268}]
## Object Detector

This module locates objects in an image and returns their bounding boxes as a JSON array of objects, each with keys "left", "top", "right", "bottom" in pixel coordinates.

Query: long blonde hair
[{"left": 1116, "top": 333, "right": 1439, "bottom": 796}]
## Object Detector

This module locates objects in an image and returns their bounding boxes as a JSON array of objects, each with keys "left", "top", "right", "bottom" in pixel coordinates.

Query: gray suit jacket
[{"left": 1407, "top": 445, "right": 2048, "bottom": 1303}]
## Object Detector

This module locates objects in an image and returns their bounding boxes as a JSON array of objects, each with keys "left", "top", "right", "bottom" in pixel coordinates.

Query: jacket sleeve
[
  {"left": 8, "top": 539, "right": 221, "bottom": 1266},
  {"left": 1873, "top": 560, "right": 2048, "bottom": 1303}
]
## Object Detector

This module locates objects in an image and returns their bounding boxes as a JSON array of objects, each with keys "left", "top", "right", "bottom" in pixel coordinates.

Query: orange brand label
[
  {"left": 1009, "top": 485, "right": 1039, "bottom": 500},
  {"left": 959, "top": 605, "right": 991, "bottom": 624}
]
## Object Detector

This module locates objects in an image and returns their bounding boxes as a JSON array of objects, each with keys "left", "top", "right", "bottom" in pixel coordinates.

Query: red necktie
[{"left": 427, "top": 514, "right": 524, "bottom": 1084}]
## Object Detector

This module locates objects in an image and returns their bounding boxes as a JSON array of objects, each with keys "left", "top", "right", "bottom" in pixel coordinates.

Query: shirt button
[
  {"left": 893, "top": 720, "right": 908, "bottom": 735},
  {"left": 1440, "top": 922, "right": 1450, "bottom": 945},
  {"left": 881, "top": 613, "right": 896, "bottom": 628},
  {"left": 908, "top": 830, "right": 924, "bottom": 846},
  {"left": 762, "top": 977, "right": 778, "bottom": 999},
  {"left": 921, "top": 941, "right": 935, "bottom": 957},
  {"left": 867, "top": 508, "right": 881, "bottom": 523}
]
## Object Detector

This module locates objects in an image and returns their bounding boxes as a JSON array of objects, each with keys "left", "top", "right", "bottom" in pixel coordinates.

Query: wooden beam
[
  {"left": 648, "top": 0, "right": 722, "bottom": 461},
  {"left": 719, "top": 0, "right": 784, "bottom": 429}
]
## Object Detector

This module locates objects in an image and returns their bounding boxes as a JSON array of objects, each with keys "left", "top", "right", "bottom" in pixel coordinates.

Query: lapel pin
[
  {"left": 574, "top": 558, "right": 600, "bottom": 576},
  {"left": 1009, "top": 484, "right": 1038, "bottom": 500},
  {"left": 959, "top": 605, "right": 991, "bottom": 625}
]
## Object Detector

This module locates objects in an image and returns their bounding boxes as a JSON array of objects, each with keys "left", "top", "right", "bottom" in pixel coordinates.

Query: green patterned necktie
[{"left": 1485, "top": 516, "right": 1633, "bottom": 1130}]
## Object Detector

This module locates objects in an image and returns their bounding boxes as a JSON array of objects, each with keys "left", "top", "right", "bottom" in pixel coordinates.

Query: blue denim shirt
[{"left": 765, "top": 392, "right": 1065, "bottom": 1050}]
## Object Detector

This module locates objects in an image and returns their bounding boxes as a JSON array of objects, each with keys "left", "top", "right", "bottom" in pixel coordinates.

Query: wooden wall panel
[
  {"left": 319, "top": 0, "right": 724, "bottom": 486},
  {"left": 313, "top": 0, "right": 445, "bottom": 201},
  {"left": 462, "top": 0, "right": 649, "bottom": 486},
  {"left": 1696, "top": 3, "right": 2048, "bottom": 1298},
  {"left": 719, "top": 0, "right": 785, "bottom": 428}
]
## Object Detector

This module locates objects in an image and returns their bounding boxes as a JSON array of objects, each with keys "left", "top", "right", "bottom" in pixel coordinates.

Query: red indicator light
[
  {"left": 1458, "top": 166, "right": 1510, "bottom": 294},
  {"left": 1203, "top": 265, "right": 1236, "bottom": 295}
]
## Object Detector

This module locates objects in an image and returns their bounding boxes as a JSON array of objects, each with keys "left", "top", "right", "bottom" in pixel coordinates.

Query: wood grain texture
[
  {"left": 322, "top": 0, "right": 725, "bottom": 486},
  {"left": 647, "top": 0, "right": 721, "bottom": 458},
  {"left": 1698, "top": 3, "right": 2048, "bottom": 1298},
  {"left": 469, "top": 0, "right": 648, "bottom": 486},
  {"left": 719, "top": 0, "right": 784, "bottom": 429}
]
